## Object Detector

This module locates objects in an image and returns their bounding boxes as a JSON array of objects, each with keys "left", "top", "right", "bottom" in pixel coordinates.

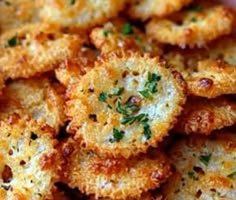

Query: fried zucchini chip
[
  {"left": 175, "top": 97, "right": 236, "bottom": 135},
  {"left": 0, "top": 115, "right": 60, "bottom": 200},
  {"left": 0, "top": 0, "right": 39, "bottom": 33},
  {"left": 0, "top": 77, "right": 65, "bottom": 132},
  {"left": 146, "top": 2, "right": 234, "bottom": 47},
  {"left": 90, "top": 19, "right": 162, "bottom": 56},
  {"left": 162, "top": 132, "right": 236, "bottom": 200},
  {"left": 187, "top": 60, "right": 236, "bottom": 98},
  {"left": 66, "top": 52, "right": 186, "bottom": 158},
  {"left": 0, "top": 23, "right": 82, "bottom": 79},
  {"left": 128, "top": 0, "right": 193, "bottom": 21},
  {"left": 63, "top": 140, "right": 172, "bottom": 199},
  {"left": 39, "top": 0, "right": 126, "bottom": 29}
]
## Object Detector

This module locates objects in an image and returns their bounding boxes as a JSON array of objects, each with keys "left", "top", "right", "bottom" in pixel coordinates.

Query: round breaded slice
[
  {"left": 38, "top": 0, "right": 126, "bottom": 29},
  {"left": 162, "top": 132, "right": 236, "bottom": 200},
  {"left": 0, "top": 0, "right": 39, "bottom": 33},
  {"left": 128, "top": 0, "right": 193, "bottom": 21},
  {"left": 174, "top": 96, "right": 236, "bottom": 135},
  {"left": 63, "top": 140, "right": 172, "bottom": 199},
  {"left": 0, "top": 115, "right": 60, "bottom": 200},
  {"left": 146, "top": 2, "right": 234, "bottom": 48},
  {"left": 90, "top": 18, "right": 162, "bottom": 56},
  {"left": 187, "top": 59, "right": 236, "bottom": 98},
  {"left": 0, "top": 77, "right": 65, "bottom": 132},
  {"left": 65, "top": 52, "right": 186, "bottom": 158},
  {"left": 0, "top": 23, "right": 82, "bottom": 79}
]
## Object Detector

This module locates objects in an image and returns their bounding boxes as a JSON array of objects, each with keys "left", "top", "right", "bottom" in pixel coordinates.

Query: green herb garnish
[
  {"left": 188, "top": 171, "right": 198, "bottom": 180},
  {"left": 139, "top": 72, "right": 161, "bottom": 99},
  {"left": 122, "top": 23, "right": 134, "bottom": 35},
  {"left": 191, "top": 17, "right": 197, "bottom": 22},
  {"left": 116, "top": 100, "right": 140, "bottom": 116},
  {"left": 99, "top": 92, "right": 108, "bottom": 102},
  {"left": 109, "top": 128, "right": 125, "bottom": 143},
  {"left": 199, "top": 153, "right": 212, "bottom": 166},
  {"left": 227, "top": 171, "right": 236, "bottom": 179},
  {"left": 70, "top": 0, "right": 76, "bottom": 5},
  {"left": 110, "top": 87, "right": 124, "bottom": 96},
  {"left": 143, "top": 123, "right": 151, "bottom": 140},
  {"left": 187, "top": 5, "right": 203, "bottom": 12},
  {"left": 103, "top": 30, "right": 111, "bottom": 37},
  {"left": 121, "top": 113, "right": 148, "bottom": 125},
  {"left": 7, "top": 36, "right": 18, "bottom": 47}
]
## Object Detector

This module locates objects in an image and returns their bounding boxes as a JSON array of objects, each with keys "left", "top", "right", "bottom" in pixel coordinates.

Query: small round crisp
[
  {"left": 0, "top": 77, "right": 65, "bottom": 132},
  {"left": 90, "top": 18, "right": 162, "bottom": 56},
  {"left": 0, "top": 23, "right": 82, "bottom": 79},
  {"left": 128, "top": 0, "right": 193, "bottom": 20},
  {"left": 146, "top": 2, "right": 234, "bottom": 48},
  {"left": 187, "top": 59, "right": 236, "bottom": 98},
  {"left": 63, "top": 140, "right": 172, "bottom": 199},
  {"left": 162, "top": 132, "right": 236, "bottom": 200},
  {"left": 38, "top": 0, "right": 126, "bottom": 29},
  {"left": 174, "top": 97, "right": 236, "bottom": 135},
  {"left": 0, "top": 115, "right": 59, "bottom": 200},
  {"left": 0, "top": 0, "right": 39, "bottom": 33},
  {"left": 65, "top": 52, "right": 186, "bottom": 158}
]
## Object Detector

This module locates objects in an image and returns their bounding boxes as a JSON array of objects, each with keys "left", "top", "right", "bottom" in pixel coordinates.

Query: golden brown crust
[
  {"left": 187, "top": 60, "right": 236, "bottom": 98},
  {"left": 0, "top": 115, "right": 60, "bottom": 200},
  {"left": 90, "top": 18, "right": 162, "bottom": 56},
  {"left": 0, "top": 77, "right": 65, "bottom": 132},
  {"left": 0, "top": 0, "right": 39, "bottom": 33},
  {"left": 63, "top": 140, "right": 172, "bottom": 199},
  {"left": 65, "top": 52, "right": 186, "bottom": 158},
  {"left": 174, "top": 97, "right": 236, "bottom": 135},
  {"left": 128, "top": 0, "right": 193, "bottom": 20},
  {"left": 39, "top": 0, "right": 126, "bottom": 29},
  {"left": 162, "top": 132, "right": 236, "bottom": 200},
  {"left": 0, "top": 23, "right": 82, "bottom": 79},
  {"left": 146, "top": 2, "right": 234, "bottom": 48}
]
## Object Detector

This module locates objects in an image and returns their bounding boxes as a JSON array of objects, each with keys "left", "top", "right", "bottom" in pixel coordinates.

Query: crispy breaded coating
[
  {"left": 0, "top": 23, "right": 82, "bottom": 79},
  {"left": 162, "top": 132, "right": 236, "bottom": 200},
  {"left": 63, "top": 140, "right": 172, "bottom": 199},
  {"left": 90, "top": 19, "right": 162, "bottom": 56},
  {"left": 174, "top": 97, "right": 236, "bottom": 135},
  {"left": 0, "top": 0, "right": 39, "bottom": 33},
  {"left": 55, "top": 45, "right": 98, "bottom": 86},
  {"left": 39, "top": 0, "right": 126, "bottom": 29},
  {"left": 0, "top": 77, "right": 65, "bottom": 132},
  {"left": 146, "top": 2, "right": 234, "bottom": 48},
  {"left": 128, "top": 0, "right": 193, "bottom": 20},
  {"left": 0, "top": 115, "right": 59, "bottom": 200},
  {"left": 187, "top": 59, "right": 236, "bottom": 98},
  {"left": 65, "top": 52, "right": 186, "bottom": 158}
]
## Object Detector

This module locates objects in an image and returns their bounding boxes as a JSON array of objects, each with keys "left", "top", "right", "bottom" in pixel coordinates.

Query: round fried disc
[{"left": 66, "top": 52, "right": 186, "bottom": 158}]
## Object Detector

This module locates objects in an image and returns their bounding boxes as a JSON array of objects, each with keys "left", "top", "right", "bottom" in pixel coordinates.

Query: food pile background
[{"left": 0, "top": 0, "right": 236, "bottom": 199}]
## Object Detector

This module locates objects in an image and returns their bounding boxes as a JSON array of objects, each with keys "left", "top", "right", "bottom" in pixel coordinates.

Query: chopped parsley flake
[
  {"left": 98, "top": 92, "right": 108, "bottom": 102},
  {"left": 109, "top": 128, "right": 125, "bottom": 143},
  {"left": 110, "top": 87, "right": 124, "bottom": 96},
  {"left": 187, "top": 5, "right": 203, "bottom": 12},
  {"left": 116, "top": 100, "right": 140, "bottom": 116},
  {"left": 227, "top": 171, "right": 236, "bottom": 179},
  {"left": 140, "top": 72, "right": 161, "bottom": 99},
  {"left": 188, "top": 171, "right": 198, "bottom": 180},
  {"left": 199, "top": 153, "right": 212, "bottom": 166},
  {"left": 70, "top": 0, "right": 76, "bottom": 5},
  {"left": 6, "top": 36, "right": 18, "bottom": 47},
  {"left": 143, "top": 123, "right": 151, "bottom": 140},
  {"left": 122, "top": 23, "right": 134, "bottom": 35},
  {"left": 103, "top": 30, "right": 111, "bottom": 37},
  {"left": 191, "top": 17, "right": 197, "bottom": 22},
  {"left": 121, "top": 113, "right": 148, "bottom": 125}
]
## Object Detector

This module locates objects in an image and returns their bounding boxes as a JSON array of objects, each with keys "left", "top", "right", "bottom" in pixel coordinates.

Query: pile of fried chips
[{"left": 0, "top": 0, "right": 235, "bottom": 199}]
